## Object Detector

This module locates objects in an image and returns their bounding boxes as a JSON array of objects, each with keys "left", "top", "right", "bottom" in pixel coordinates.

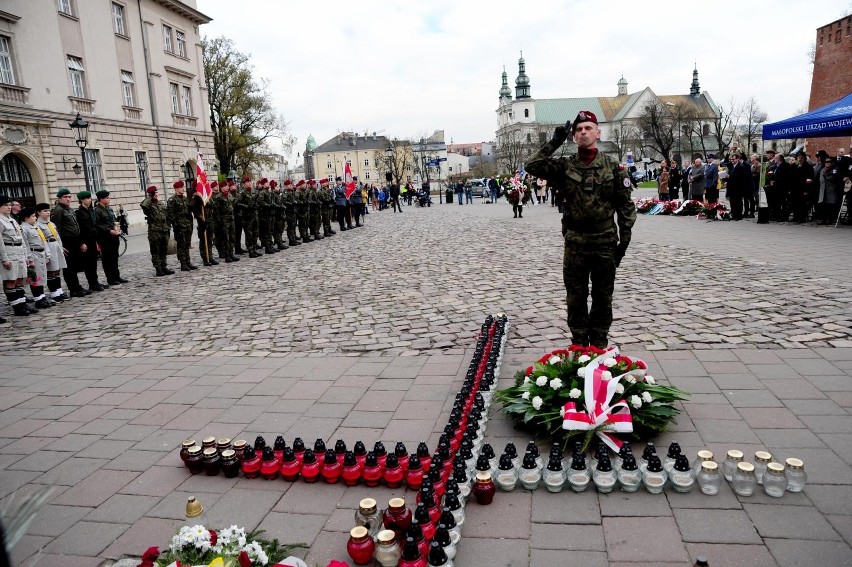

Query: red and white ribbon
[{"left": 562, "top": 346, "right": 633, "bottom": 451}]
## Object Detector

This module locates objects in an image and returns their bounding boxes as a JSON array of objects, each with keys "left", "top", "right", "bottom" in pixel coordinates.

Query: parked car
[
  {"left": 465, "top": 179, "right": 489, "bottom": 198},
  {"left": 630, "top": 170, "right": 648, "bottom": 183}
]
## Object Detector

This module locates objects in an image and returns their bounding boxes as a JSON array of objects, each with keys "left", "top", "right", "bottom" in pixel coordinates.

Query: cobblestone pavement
[
  {"left": 2, "top": 198, "right": 852, "bottom": 567},
  {"left": 2, "top": 198, "right": 851, "bottom": 356}
]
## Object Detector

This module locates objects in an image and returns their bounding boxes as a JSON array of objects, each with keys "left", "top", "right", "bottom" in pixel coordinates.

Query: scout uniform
[
  {"left": 20, "top": 207, "right": 52, "bottom": 309},
  {"left": 36, "top": 202, "right": 69, "bottom": 301},
  {"left": 1, "top": 194, "right": 33, "bottom": 316}
]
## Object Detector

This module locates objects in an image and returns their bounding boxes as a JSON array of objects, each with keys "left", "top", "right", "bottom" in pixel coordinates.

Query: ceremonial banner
[
  {"left": 344, "top": 161, "right": 357, "bottom": 199},
  {"left": 195, "top": 152, "right": 211, "bottom": 204}
]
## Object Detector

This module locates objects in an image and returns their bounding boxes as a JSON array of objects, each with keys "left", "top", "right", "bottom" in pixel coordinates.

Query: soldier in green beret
[
  {"left": 94, "top": 190, "right": 127, "bottom": 285},
  {"left": 75, "top": 190, "right": 107, "bottom": 292},
  {"left": 167, "top": 180, "right": 196, "bottom": 270},
  {"left": 51, "top": 187, "right": 88, "bottom": 297},
  {"left": 526, "top": 110, "right": 636, "bottom": 348}
]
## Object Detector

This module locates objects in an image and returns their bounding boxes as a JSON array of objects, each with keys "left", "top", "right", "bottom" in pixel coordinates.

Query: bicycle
[{"left": 96, "top": 233, "right": 128, "bottom": 259}]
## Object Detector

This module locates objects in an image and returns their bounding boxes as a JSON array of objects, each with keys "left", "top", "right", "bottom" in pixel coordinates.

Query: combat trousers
[
  {"left": 286, "top": 213, "right": 298, "bottom": 244},
  {"left": 258, "top": 213, "right": 273, "bottom": 247},
  {"left": 563, "top": 241, "right": 616, "bottom": 348},
  {"left": 273, "top": 216, "right": 286, "bottom": 247},
  {"left": 322, "top": 206, "right": 334, "bottom": 234},
  {"left": 310, "top": 206, "right": 322, "bottom": 238},
  {"left": 148, "top": 230, "right": 169, "bottom": 270},
  {"left": 234, "top": 215, "right": 244, "bottom": 251},
  {"left": 217, "top": 221, "right": 233, "bottom": 257},
  {"left": 243, "top": 219, "right": 259, "bottom": 251},
  {"left": 197, "top": 222, "right": 217, "bottom": 262},
  {"left": 174, "top": 226, "right": 192, "bottom": 266},
  {"left": 297, "top": 208, "right": 310, "bottom": 240}
]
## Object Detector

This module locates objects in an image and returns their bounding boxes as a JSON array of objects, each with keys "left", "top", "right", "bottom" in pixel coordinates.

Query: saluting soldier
[
  {"left": 271, "top": 180, "right": 288, "bottom": 250},
  {"left": 140, "top": 185, "right": 174, "bottom": 276},
  {"left": 307, "top": 179, "right": 324, "bottom": 240},
  {"left": 36, "top": 202, "right": 69, "bottom": 301},
  {"left": 526, "top": 111, "right": 636, "bottom": 348},
  {"left": 294, "top": 180, "right": 312, "bottom": 242},
  {"left": 50, "top": 187, "right": 87, "bottom": 297},
  {"left": 93, "top": 190, "right": 127, "bottom": 285},
  {"left": 282, "top": 180, "right": 299, "bottom": 246},
  {"left": 235, "top": 176, "right": 260, "bottom": 257},
  {"left": 255, "top": 178, "right": 277, "bottom": 254},
  {"left": 193, "top": 180, "right": 219, "bottom": 266},
  {"left": 319, "top": 178, "right": 336, "bottom": 237},
  {"left": 215, "top": 182, "right": 239, "bottom": 262},
  {"left": 167, "top": 180, "right": 197, "bottom": 270}
]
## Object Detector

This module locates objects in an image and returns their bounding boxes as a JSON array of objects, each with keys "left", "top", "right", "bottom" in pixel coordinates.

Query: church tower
[
  {"left": 617, "top": 75, "right": 628, "bottom": 96},
  {"left": 515, "top": 52, "right": 531, "bottom": 99},
  {"left": 499, "top": 66, "right": 512, "bottom": 102},
  {"left": 690, "top": 65, "right": 700, "bottom": 97}
]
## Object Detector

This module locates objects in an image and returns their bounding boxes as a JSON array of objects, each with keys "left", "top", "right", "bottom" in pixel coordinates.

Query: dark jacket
[
  {"left": 51, "top": 203, "right": 80, "bottom": 243},
  {"left": 726, "top": 161, "right": 752, "bottom": 197},
  {"left": 75, "top": 205, "right": 97, "bottom": 244}
]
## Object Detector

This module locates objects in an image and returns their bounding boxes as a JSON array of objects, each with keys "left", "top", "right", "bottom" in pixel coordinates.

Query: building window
[
  {"left": 0, "top": 37, "right": 15, "bottom": 85},
  {"left": 112, "top": 3, "right": 126, "bottom": 35},
  {"left": 135, "top": 151, "right": 148, "bottom": 192},
  {"left": 84, "top": 149, "right": 104, "bottom": 191},
  {"left": 326, "top": 161, "right": 332, "bottom": 169},
  {"left": 120, "top": 71, "right": 135, "bottom": 106},
  {"left": 169, "top": 82, "right": 180, "bottom": 113},
  {"left": 163, "top": 25, "right": 173, "bottom": 53},
  {"left": 837, "top": 31, "right": 842, "bottom": 42},
  {"left": 365, "top": 171, "right": 371, "bottom": 180},
  {"left": 363, "top": 158, "right": 370, "bottom": 167},
  {"left": 702, "top": 124, "right": 710, "bottom": 136},
  {"left": 176, "top": 31, "right": 187, "bottom": 58},
  {"left": 67, "top": 56, "right": 85, "bottom": 98},
  {"left": 181, "top": 86, "right": 192, "bottom": 116},
  {"left": 524, "top": 108, "right": 529, "bottom": 118},
  {"left": 58, "top": 0, "right": 73, "bottom": 16},
  {"left": 526, "top": 133, "right": 531, "bottom": 143}
]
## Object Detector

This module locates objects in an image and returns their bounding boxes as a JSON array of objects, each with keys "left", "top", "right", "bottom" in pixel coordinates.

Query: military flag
[
  {"left": 195, "top": 151, "right": 212, "bottom": 204},
  {"left": 344, "top": 161, "right": 357, "bottom": 199}
]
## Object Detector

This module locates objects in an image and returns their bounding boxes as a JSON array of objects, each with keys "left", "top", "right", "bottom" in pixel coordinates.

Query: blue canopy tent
[{"left": 763, "top": 91, "right": 852, "bottom": 140}]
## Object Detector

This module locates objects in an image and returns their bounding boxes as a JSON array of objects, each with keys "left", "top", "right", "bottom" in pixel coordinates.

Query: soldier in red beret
[
  {"left": 167, "top": 179, "right": 197, "bottom": 270},
  {"left": 140, "top": 185, "right": 174, "bottom": 276},
  {"left": 235, "top": 175, "right": 260, "bottom": 257},
  {"left": 255, "top": 177, "right": 277, "bottom": 254},
  {"left": 294, "top": 180, "right": 311, "bottom": 242},
  {"left": 526, "top": 110, "right": 636, "bottom": 349}
]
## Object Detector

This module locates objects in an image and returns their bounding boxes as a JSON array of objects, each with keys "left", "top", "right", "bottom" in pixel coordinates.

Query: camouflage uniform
[
  {"left": 308, "top": 181, "right": 324, "bottom": 240},
  {"left": 294, "top": 181, "right": 312, "bottom": 242},
  {"left": 166, "top": 190, "right": 195, "bottom": 269},
  {"left": 214, "top": 189, "right": 238, "bottom": 262},
  {"left": 235, "top": 185, "right": 260, "bottom": 257},
  {"left": 255, "top": 182, "right": 276, "bottom": 253},
  {"left": 140, "top": 191, "right": 171, "bottom": 275},
  {"left": 192, "top": 191, "right": 218, "bottom": 266},
  {"left": 526, "top": 124, "right": 636, "bottom": 348},
  {"left": 282, "top": 182, "right": 299, "bottom": 246},
  {"left": 271, "top": 185, "right": 288, "bottom": 250},
  {"left": 320, "top": 180, "right": 336, "bottom": 236}
]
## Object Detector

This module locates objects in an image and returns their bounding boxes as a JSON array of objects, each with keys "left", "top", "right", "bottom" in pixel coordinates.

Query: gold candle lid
[
  {"left": 187, "top": 446, "right": 202, "bottom": 455},
  {"left": 350, "top": 526, "right": 368, "bottom": 539},
  {"left": 737, "top": 462, "right": 755, "bottom": 473},
  {"left": 376, "top": 529, "right": 396, "bottom": 543},
  {"left": 388, "top": 497, "right": 405, "bottom": 509},
  {"left": 785, "top": 457, "right": 804, "bottom": 470},
  {"left": 767, "top": 462, "right": 785, "bottom": 473},
  {"left": 727, "top": 449, "right": 743, "bottom": 460},
  {"left": 202, "top": 448, "right": 218, "bottom": 457},
  {"left": 185, "top": 496, "right": 203, "bottom": 518},
  {"left": 221, "top": 449, "right": 236, "bottom": 459},
  {"left": 181, "top": 439, "right": 196, "bottom": 449},
  {"left": 754, "top": 451, "right": 772, "bottom": 463},
  {"left": 217, "top": 437, "right": 231, "bottom": 446},
  {"left": 475, "top": 471, "right": 492, "bottom": 482},
  {"left": 701, "top": 461, "right": 718, "bottom": 471},
  {"left": 202, "top": 436, "right": 216, "bottom": 445},
  {"left": 696, "top": 450, "right": 713, "bottom": 461},
  {"left": 359, "top": 497, "right": 377, "bottom": 513},
  {"left": 233, "top": 439, "right": 247, "bottom": 449}
]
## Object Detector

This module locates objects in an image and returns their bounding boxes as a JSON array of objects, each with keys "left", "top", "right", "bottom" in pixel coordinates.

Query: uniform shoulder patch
[{"left": 623, "top": 178, "right": 631, "bottom": 188}]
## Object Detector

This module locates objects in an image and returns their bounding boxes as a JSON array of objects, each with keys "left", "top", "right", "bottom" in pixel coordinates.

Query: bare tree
[
  {"left": 496, "top": 129, "right": 528, "bottom": 173},
  {"left": 373, "top": 140, "right": 413, "bottom": 188},
  {"left": 636, "top": 101, "right": 675, "bottom": 160},
  {"left": 739, "top": 96, "right": 768, "bottom": 155}
]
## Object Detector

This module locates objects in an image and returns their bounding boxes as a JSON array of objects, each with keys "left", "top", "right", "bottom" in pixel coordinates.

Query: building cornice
[
  {"left": 149, "top": 0, "right": 212, "bottom": 25},
  {"left": 164, "top": 65, "right": 195, "bottom": 79},
  {"left": 0, "top": 10, "right": 21, "bottom": 23}
]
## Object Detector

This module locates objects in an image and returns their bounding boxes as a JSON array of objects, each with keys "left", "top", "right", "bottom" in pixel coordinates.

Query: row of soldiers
[{"left": 139, "top": 176, "right": 341, "bottom": 275}]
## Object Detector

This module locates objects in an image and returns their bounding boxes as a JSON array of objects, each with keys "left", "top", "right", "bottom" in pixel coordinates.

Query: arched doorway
[
  {"left": 0, "top": 154, "right": 35, "bottom": 207},
  {"left": 182, "top": 159, "right": 197, "bottom": 198}
]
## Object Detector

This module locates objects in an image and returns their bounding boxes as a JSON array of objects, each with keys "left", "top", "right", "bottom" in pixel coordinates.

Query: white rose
[
  {"left": 604, "top": 357, "right": 617, "bottom": 367},
  {"left": 535, "top": 375, "right": 548, "bottom": 387},
  {"left": 521, "top": 391, "right": 530, "bottom": 400},
  {"left": 630, "top": 395, "right": 642, "bottom": 409},
  {"left": 624, "top": 374, "right": 636, "bottom": 384},
  {"left": 523, "top": 376, "right": 531, "bottom": 385},
  {"left": 615, "top": 383, "right": 624, "bottom": 394},
  {"left": 601, "top": 371, "right": 613, "bottom": 381},
  {"left": 569, "top": 388, "right": 581, "bottom": 399},
  {"left": 642, "top": 391, "right": 653, "bottom": 403},
  {"left": 548, "top": 356, "right": 561, "bottom": 365},
  {"left": 550, "top": 378, "right": 563, "bottom": 390},
  {"left": 645, "top": 375, "right": 656, "bottom": 385},
  {"left": 578, "top": 355, "right": 591, "bottom": 363},
  {"left": 577, "top": 367, "right": 586, "bottom": 377},
  {"left": 532, "top": 396, "right": 543, "bottom": 410}
]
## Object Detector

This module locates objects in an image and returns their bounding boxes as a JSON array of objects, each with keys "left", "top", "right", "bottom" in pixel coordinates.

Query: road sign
[{"left": 437, "top": 157, "right": 447, "bottom": 162}]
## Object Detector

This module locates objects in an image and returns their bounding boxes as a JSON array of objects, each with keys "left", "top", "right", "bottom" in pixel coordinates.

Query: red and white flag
[
  {"left": 344, "top": 161, "right": 357, "bottom": 199},
  {"left": 195, "top": 151, "right": 211, "bottom": 205}
]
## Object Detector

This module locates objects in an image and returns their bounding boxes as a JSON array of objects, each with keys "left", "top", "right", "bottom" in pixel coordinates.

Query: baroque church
[{"left": 495, "top": 53, "right": 721, "bottom": 167}]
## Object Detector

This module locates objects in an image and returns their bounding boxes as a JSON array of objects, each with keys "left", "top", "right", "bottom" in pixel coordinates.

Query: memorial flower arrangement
[
  {"left": 147, "top": 525, "right": 299, "bottom": 567},
  {"left": 699, "top": 202, "right": 731, "bottom": 221},
  {"left": 673, "top": 200, "right": 706, "bottom": 216},
  {"left": 635, "top": 197, "right": 657, "bottom": 214},
  {"left": 25, "top": 266, "right": 41, "bottom": 286},
  {"left": 495, "top": 345, "right": 689, "bottom": 450}
]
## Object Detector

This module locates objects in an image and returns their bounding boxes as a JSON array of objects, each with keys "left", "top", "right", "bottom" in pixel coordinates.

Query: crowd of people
[{"left": 653, "top": 148, "right": 851, "bottom": 223}]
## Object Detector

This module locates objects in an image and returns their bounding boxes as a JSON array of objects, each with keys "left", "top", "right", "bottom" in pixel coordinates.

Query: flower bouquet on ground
[
  {"left": 673, "top": 200, "right": 705, "bottom": 216},
  {"left": 700, "top": 202, "right": 731, "bottom": 221},
  {"left": 660, "top": 200, "right": 680, "bottom": 215},
  {"left": 635, "top": 197, "right": 658, "bottom": 214},
  {"left": 144, "top": 525, "right": 302, "bottom": 567},
  {"left": 495, "top": 345, "right": 689, "bottom": 450}
]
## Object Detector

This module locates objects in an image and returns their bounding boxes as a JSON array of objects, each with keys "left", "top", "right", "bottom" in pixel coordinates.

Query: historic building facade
[
  {"left": 495, "top": 54, "right": 721, "bottom": 168},
  {"left": 0, "top": 0, "right": 214, "bottom": 224},
  {"left": 311, "top": 132, "right": 397, "bottom": 184}
]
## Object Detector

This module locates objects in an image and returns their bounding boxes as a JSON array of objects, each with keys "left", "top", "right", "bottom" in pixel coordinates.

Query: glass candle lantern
[
  {"left": 202, "top": 436, "right": 217, "bottom": 451},
  {"left": 279, "top": 447, "right": 301, "bottom": 481},
  {"left": 503, "top": 442, "right": 520, "bottom": 468},
  {"left": 406, "top": 455, "right": 425, "bottom": 490},
  {"left": 568, "top": 453, "right": 591, "bottom": 492},
  {"left": 444, "top": 492, "right": 465, "bottom": 527},
  {"left": 273, "top": 436, "right": 286, "bottom": 462},
  {"left": 417, "top": 442, "right": 432, "bottom": 471},
  {"left": 691, "top": 450, "right": 714, "bottom": 476},
  {"left": 697, "top": 461, "right": 723, "bottom": 495},
  {"left": 347, "top": 526, "right": 375, "bottom": 566},
  {"left": 669, "top": 454, "right": 694, "bottom": 493},
  {"left": 414, "top": 503, "right": 436, "bottom": 540},
  {"left": 395, "top": 442, "right": 409, "bottom": 474},
  {"left": 543, "top": 455, "right": 566, "bottom": 493},
  {"left": 180, "top": 439, "right": 197, "bottom": 464},
  {"left": 240, "top": 446, "right": 260, "bottom": 479},
  {"left": 433, "top": 524, "right": 455, "bottom": 561},
  {"left": 320, "top": 449, "right": 341, "bottom": 483},
  {"left": 427, "top": 540, "right": 451, "bottom": 566},
  {"left": 259, "top": 446, "right": 279, "bottom": 480},
  {"left": 472, "top": 471, "right": 496, "bottom": 504},
  {"left": 220, "top": 449, "right": 239, "bottom": 478},
  {"left": 664, "top": 441, "right": 682, "bottom": 473},
  {"left": 639, "top": 442, "right": 657, "bottom": 474},
  {"left": 732, "top": 462, "right": 757, "bottom": 496},
  {"left": 355, "top": 497, "right": 382, "bottom": 538},
  {"left": 519, "top": 454, "right": 542, "bottom": 491},
  {"left": 763, "top": 462, "right": 787, "bottom": 497},
  {"left": 383, "top": 454, "right": 404, "bottom": 488},
  {"left": 753, "top": 451, "right": 772, "bottom": 485},
  {"left": 185, "top": 445, "right": 204, "bottom": 474},
  {"left": 353, "top": 440, "right": 367, "bottom": 468},
  {"left": 373, "top": 441, "right": 388, "bottom": 469},
  {"left": 642, "top": 455, "right": 667, "bottom": 494},
  {"left": 495, "top": 454, "right": 518, "bottom": 491},
  {"left": 232, "top": 439, "right": 248, "bottom": 463},
  {"left": 617, "top": 455, "right": 642, "bottom": 493},
  {"left": 253, "top": 436, "right": 266, "bottom": 451},
  {"left": 406, "top": 519, "right": 429, "bottom": 559},
  {"left": 722, "top": 450, "right": 743, "bottom": 482},
  {"left": 334, "top": 439, "right": 348, "bottom": 465},
  {"left": 374, "top": 529, "right": 401, "bottom": 567},
  {"left": 593, "top": 455, "right": 617, "bottom": 493},
  {"left": 341, "top": 451, "right": 361, "bottom": 486},
  {"left": 300, "top": 449, "right": 320, "bottom": 483},
  {"left": 362, "top": 452, "right": 383, "bottom": 487},
  {"left": 203, "top": 447, "right": 221, "bottom": 476},
  {"left": 292, "top": 437, "right": 306, "bottom": 465},
  {"left": 313, "top": 438, "right": 326, "bottom": 456},
  {"left": 784, "top": 458, "right": 807, "bottom": 492},
  {"left": 383, "top": 498, "right": 413, "bottom": 541},
  {"left": 398, "top": 536, "right": 423, "bottom": 567}
]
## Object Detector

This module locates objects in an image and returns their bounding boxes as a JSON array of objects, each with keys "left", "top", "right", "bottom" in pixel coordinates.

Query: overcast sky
[{"left": 197, "top": 0, "right": 851, "bottom": 162}]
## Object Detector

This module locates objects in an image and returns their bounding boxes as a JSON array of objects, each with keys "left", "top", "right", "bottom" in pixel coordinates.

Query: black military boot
[
  {"left": 248, "top": 250, "right": 260, "bottom": 258},
  {"left": 180, "top": 263, "right": 191, "bottom": 272},
  {"left": 209, "top": 258, "right": 219, "bottom": 265},
  {"left": 155, "top": 268, "right": 167, "bottom": 276},
  {"left": 229, "top": 254, "right": 240, "bottom": 261},
  {"left": 202, "top": 260, "right": 212, "bottom": 267},
  {"left": 265, "top": 245, "right": 276, "bottom": 254},
  {"left": 314, "top": 233, "right": 324, "bottom": 240},
  {"left": 188, "top": 263, "right": 199, "bottom": 270},
  {"left": 289, "top": 239, "right": 300, "bottom": 246},
  {"left": 235, "top": 246, "right": 246, "bottom": 254},
  {"left": 328, "top": 228, "right": 336, "bottom": 235},
  {"left": 276, "top": 242, "right": 286, "bottom": 251},
  {"left": 163, "top": 267, "right": 175, "bottom": 275}
]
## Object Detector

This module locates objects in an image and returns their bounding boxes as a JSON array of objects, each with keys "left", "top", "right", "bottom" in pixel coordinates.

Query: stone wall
[{"left": 807, "top": 15, "right": 852, "bottom": 155}]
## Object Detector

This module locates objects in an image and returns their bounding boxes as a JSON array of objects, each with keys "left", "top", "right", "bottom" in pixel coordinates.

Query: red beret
[
  {"left": 307, "top": 179, "right": 316, "bottom": 186},
  {"left": 173, "top": 180, "right": 185, "bottom": 189},
  {"left": 241, "top": 176, "right": 251, "bottom": 183},
  {"left": 259, "top": 178, "right": 268, "bottom": 184},
  {"left": 210, "top": 181, "right": 218, "bottom": 188},
  {"left": 269, "top": 180, "right": 277, "bottom": 188},
  {"left": 227, "top": 180, "right": 235, "bottom": 187},
  {"left": 283, "top": 180, "right": 292, "bottom": 186},
  {"left": 296, "top": 180, "right": 305, "bottom": 187},
  {"left": 320, "top": 178, "right": 329, "bottom": 184},
  {"left": 146, "top": 185, "right": 157, "bottom": 195},
  {"left": 572, "top": 110, "right": 598, "bottom": 132}
]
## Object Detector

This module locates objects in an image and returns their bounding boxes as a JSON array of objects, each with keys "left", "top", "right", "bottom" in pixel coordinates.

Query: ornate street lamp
[{"left": 69, "top": 113, "right": 91, "bottom": 192}]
